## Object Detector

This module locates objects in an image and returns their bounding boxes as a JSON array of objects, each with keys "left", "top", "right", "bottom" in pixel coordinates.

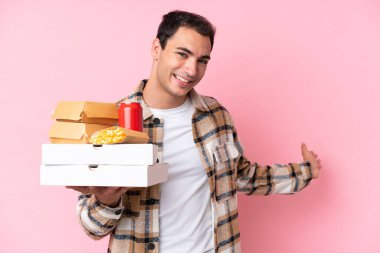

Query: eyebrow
[{"left": 176, "top": 47, "right": 211, "bottom": 60}]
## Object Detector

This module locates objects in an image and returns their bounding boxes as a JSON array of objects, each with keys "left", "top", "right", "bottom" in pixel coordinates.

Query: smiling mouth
[{"left": 174, "top": 74, "right": 193, "bottom": 83}]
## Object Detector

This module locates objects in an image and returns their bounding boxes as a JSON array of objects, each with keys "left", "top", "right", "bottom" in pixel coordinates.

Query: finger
[
  {"left": 66, "top": 186, "right": 85, "bottom": 191},
  {"left": 301, "top": 143, "right": 310, "bottom": 161},
  {"left": 318, "top": 161, "right": 322, "bottom": 169},
  {"left": 103, "top": 187, "right": 123, "bottom": 196},
  {"left": 116, "top": 187, "right": 130, "bottom": 195},
  {"left": 301, "top": 143, "right": 309, "bottom": 157},
  {"left": 88, "top": 186, "right": 99, "bottom": 194},
  {"left": 108, "top": 187, "right": 123, "bottom": 191},
  {"left": 108, "top": 187, "right": 129, "bottom": 196}
]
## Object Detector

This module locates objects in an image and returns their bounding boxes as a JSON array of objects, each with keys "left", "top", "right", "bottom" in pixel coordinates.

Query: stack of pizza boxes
[{"left": 40, "top": 101, "right": 168, "bottom": 187}]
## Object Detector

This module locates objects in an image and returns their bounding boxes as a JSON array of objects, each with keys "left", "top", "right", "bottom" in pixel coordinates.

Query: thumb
[{"left": 301, "top": 143, "right": 308, "bottom": 157}]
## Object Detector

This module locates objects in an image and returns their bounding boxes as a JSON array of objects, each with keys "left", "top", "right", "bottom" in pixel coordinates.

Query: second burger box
[
  {"left": 52, "top": 101, "right": 119, "bottom": 125},
  {"left": 41, "top": 101, "right": 168, "bottom": 187},
  {"left": 49, "top": 101, "right": 118, "bottom": 144}
]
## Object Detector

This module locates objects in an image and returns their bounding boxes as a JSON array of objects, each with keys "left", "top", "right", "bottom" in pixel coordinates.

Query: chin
[
  {"left": 167, "top": 85, "right": 192, "bottom": 98},
  {"left": 170, "top": 89, "right": 190, "bottom": 98},
  {"left": 176, "top": 84, "right": 196, "bottom": 95}
]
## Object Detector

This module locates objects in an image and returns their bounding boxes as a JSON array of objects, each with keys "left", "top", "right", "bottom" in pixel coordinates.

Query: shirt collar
[{"left": 121, "top": 80, "right": 210, "bottom": 120}]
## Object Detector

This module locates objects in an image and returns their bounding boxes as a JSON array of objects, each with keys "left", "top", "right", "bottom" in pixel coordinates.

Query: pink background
[{"left": 1, "top": 0, "right": 379, "bottom": 252}]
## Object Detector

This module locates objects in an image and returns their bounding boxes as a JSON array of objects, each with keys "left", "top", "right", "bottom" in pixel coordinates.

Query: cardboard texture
[
  {"left": 42, "top": 144, "right": 159, "bottom": 165},
  {"left": 52, "top": 101, "right": 118, "bottom": 125},
  {"left": 49, "top": 121, "right": 111, "bottom": 144},
  {"left": 121, "top": 128, "right": 149, "bottom": 143},
  {"left": 40, "top": 163, "right": 169, "bottom": 187}
]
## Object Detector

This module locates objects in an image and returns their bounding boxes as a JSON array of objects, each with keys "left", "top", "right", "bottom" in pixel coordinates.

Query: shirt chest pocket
[{"left": 213, "top": 142, "right": 239, "bottom": 202}]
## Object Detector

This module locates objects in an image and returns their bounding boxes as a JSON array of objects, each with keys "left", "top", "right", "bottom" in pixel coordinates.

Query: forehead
[{"left": 165, "top": 26, "right": 212, "bottom": 55}]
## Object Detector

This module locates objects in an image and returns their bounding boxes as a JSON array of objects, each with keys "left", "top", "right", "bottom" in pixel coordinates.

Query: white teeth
[{"left": 175, "top": 74, "right": 190, "bottom": 83}]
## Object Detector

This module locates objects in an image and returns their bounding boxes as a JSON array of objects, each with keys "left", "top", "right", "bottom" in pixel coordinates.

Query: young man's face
[{"left": 153, "top": 26, "right": 212, "bottom": 100}]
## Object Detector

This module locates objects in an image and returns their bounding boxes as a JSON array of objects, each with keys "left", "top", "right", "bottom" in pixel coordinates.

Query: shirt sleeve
[
  {"left": 76, "top": 194, "right": 124, "bottom": 240},
  {"left": 232, "top": 128, "right": 313, "bottom": 195}
]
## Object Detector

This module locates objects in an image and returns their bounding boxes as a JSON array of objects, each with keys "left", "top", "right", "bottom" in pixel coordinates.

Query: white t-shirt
[{"left": 150, "top": 98, "right": 214, "bottom": 253}]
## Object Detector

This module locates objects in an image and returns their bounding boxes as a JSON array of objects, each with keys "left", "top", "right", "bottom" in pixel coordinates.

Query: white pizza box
[
  {"left": 40, "top": 163, "right": 168, "bottom": 187},
  {"left": 42, "top": 144, "right": 159, "bottom": 165}
]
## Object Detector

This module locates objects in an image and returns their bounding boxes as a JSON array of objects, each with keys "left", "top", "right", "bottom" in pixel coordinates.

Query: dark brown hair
[{"left": 156, "top": 10, "right": 216, "bottom": 50}]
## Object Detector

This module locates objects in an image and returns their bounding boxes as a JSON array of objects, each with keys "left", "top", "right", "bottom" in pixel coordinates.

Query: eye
[
  {"left": 177, "top": 52, "right": 188, "bottom": 58},
  {"left": 198, "top": 59, "right": 209, "bottom": 65}
]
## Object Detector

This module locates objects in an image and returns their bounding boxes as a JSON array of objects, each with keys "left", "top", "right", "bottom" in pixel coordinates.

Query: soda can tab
[{"left": 118, "top": 102, "right": 143, "bottom": 132}]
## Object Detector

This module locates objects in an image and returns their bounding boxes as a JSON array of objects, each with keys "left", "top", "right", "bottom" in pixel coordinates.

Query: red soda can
[{"left": 118, "top": 102, "right": 143, "bottom": 131}]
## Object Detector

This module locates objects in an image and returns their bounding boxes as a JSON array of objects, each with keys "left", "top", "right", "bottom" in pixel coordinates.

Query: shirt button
[
  {"left": 153, "top": 118, "right": 160, "bottom": 125},
  {"left": 148, "top": 242, "right": 155, "bottom": 250}
]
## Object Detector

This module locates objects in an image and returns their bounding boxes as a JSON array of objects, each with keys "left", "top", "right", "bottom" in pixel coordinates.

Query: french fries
[{"left": 90, "top": 126, "right": 149, "bottom": 144}]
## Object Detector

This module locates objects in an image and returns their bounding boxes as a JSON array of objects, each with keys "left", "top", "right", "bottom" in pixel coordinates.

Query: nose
[{"left": 183, "top": 58, "right": 197, "bottom": 77}]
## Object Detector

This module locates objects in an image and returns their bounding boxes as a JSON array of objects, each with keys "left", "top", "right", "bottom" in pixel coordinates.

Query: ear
[{"left": 151, "top": 38, "right": 161, "bottom": 61}]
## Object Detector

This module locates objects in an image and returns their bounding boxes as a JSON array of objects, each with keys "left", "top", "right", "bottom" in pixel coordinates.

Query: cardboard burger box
[
  {"left": 49, "top": 121, "right": 112, "bottom": 144},
  {"left": 52, "top": 101, "right": 118, "bottom": 125},
  {"left": 40, "top": 144, "right": 169, "bottom": 187},
  {"left": 49, "top": 101, "right": 118, "bottom": 144}
]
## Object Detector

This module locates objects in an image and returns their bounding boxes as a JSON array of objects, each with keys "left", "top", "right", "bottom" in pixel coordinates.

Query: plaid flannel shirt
[{"left": 77, "top": 80, "right": 313, "bottom": 253}]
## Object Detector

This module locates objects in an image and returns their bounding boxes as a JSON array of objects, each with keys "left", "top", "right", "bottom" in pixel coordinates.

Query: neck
[{"left": 143, "top": 79, "right": 187, "bottom": 109}]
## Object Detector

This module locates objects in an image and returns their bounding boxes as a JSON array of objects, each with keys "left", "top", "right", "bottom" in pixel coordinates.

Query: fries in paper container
[{"left": 90, "top": 126, "right": 149, "bottom": 144}]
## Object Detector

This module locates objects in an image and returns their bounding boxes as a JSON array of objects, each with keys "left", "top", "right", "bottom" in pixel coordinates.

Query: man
[{"left": 67, "top": 10, "right": 321, "bottom": 253}]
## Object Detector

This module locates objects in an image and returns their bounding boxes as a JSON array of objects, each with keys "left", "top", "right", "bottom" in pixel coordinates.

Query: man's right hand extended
[{"left": 66, "top": 186, "right": 129, "bottom": 208}]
